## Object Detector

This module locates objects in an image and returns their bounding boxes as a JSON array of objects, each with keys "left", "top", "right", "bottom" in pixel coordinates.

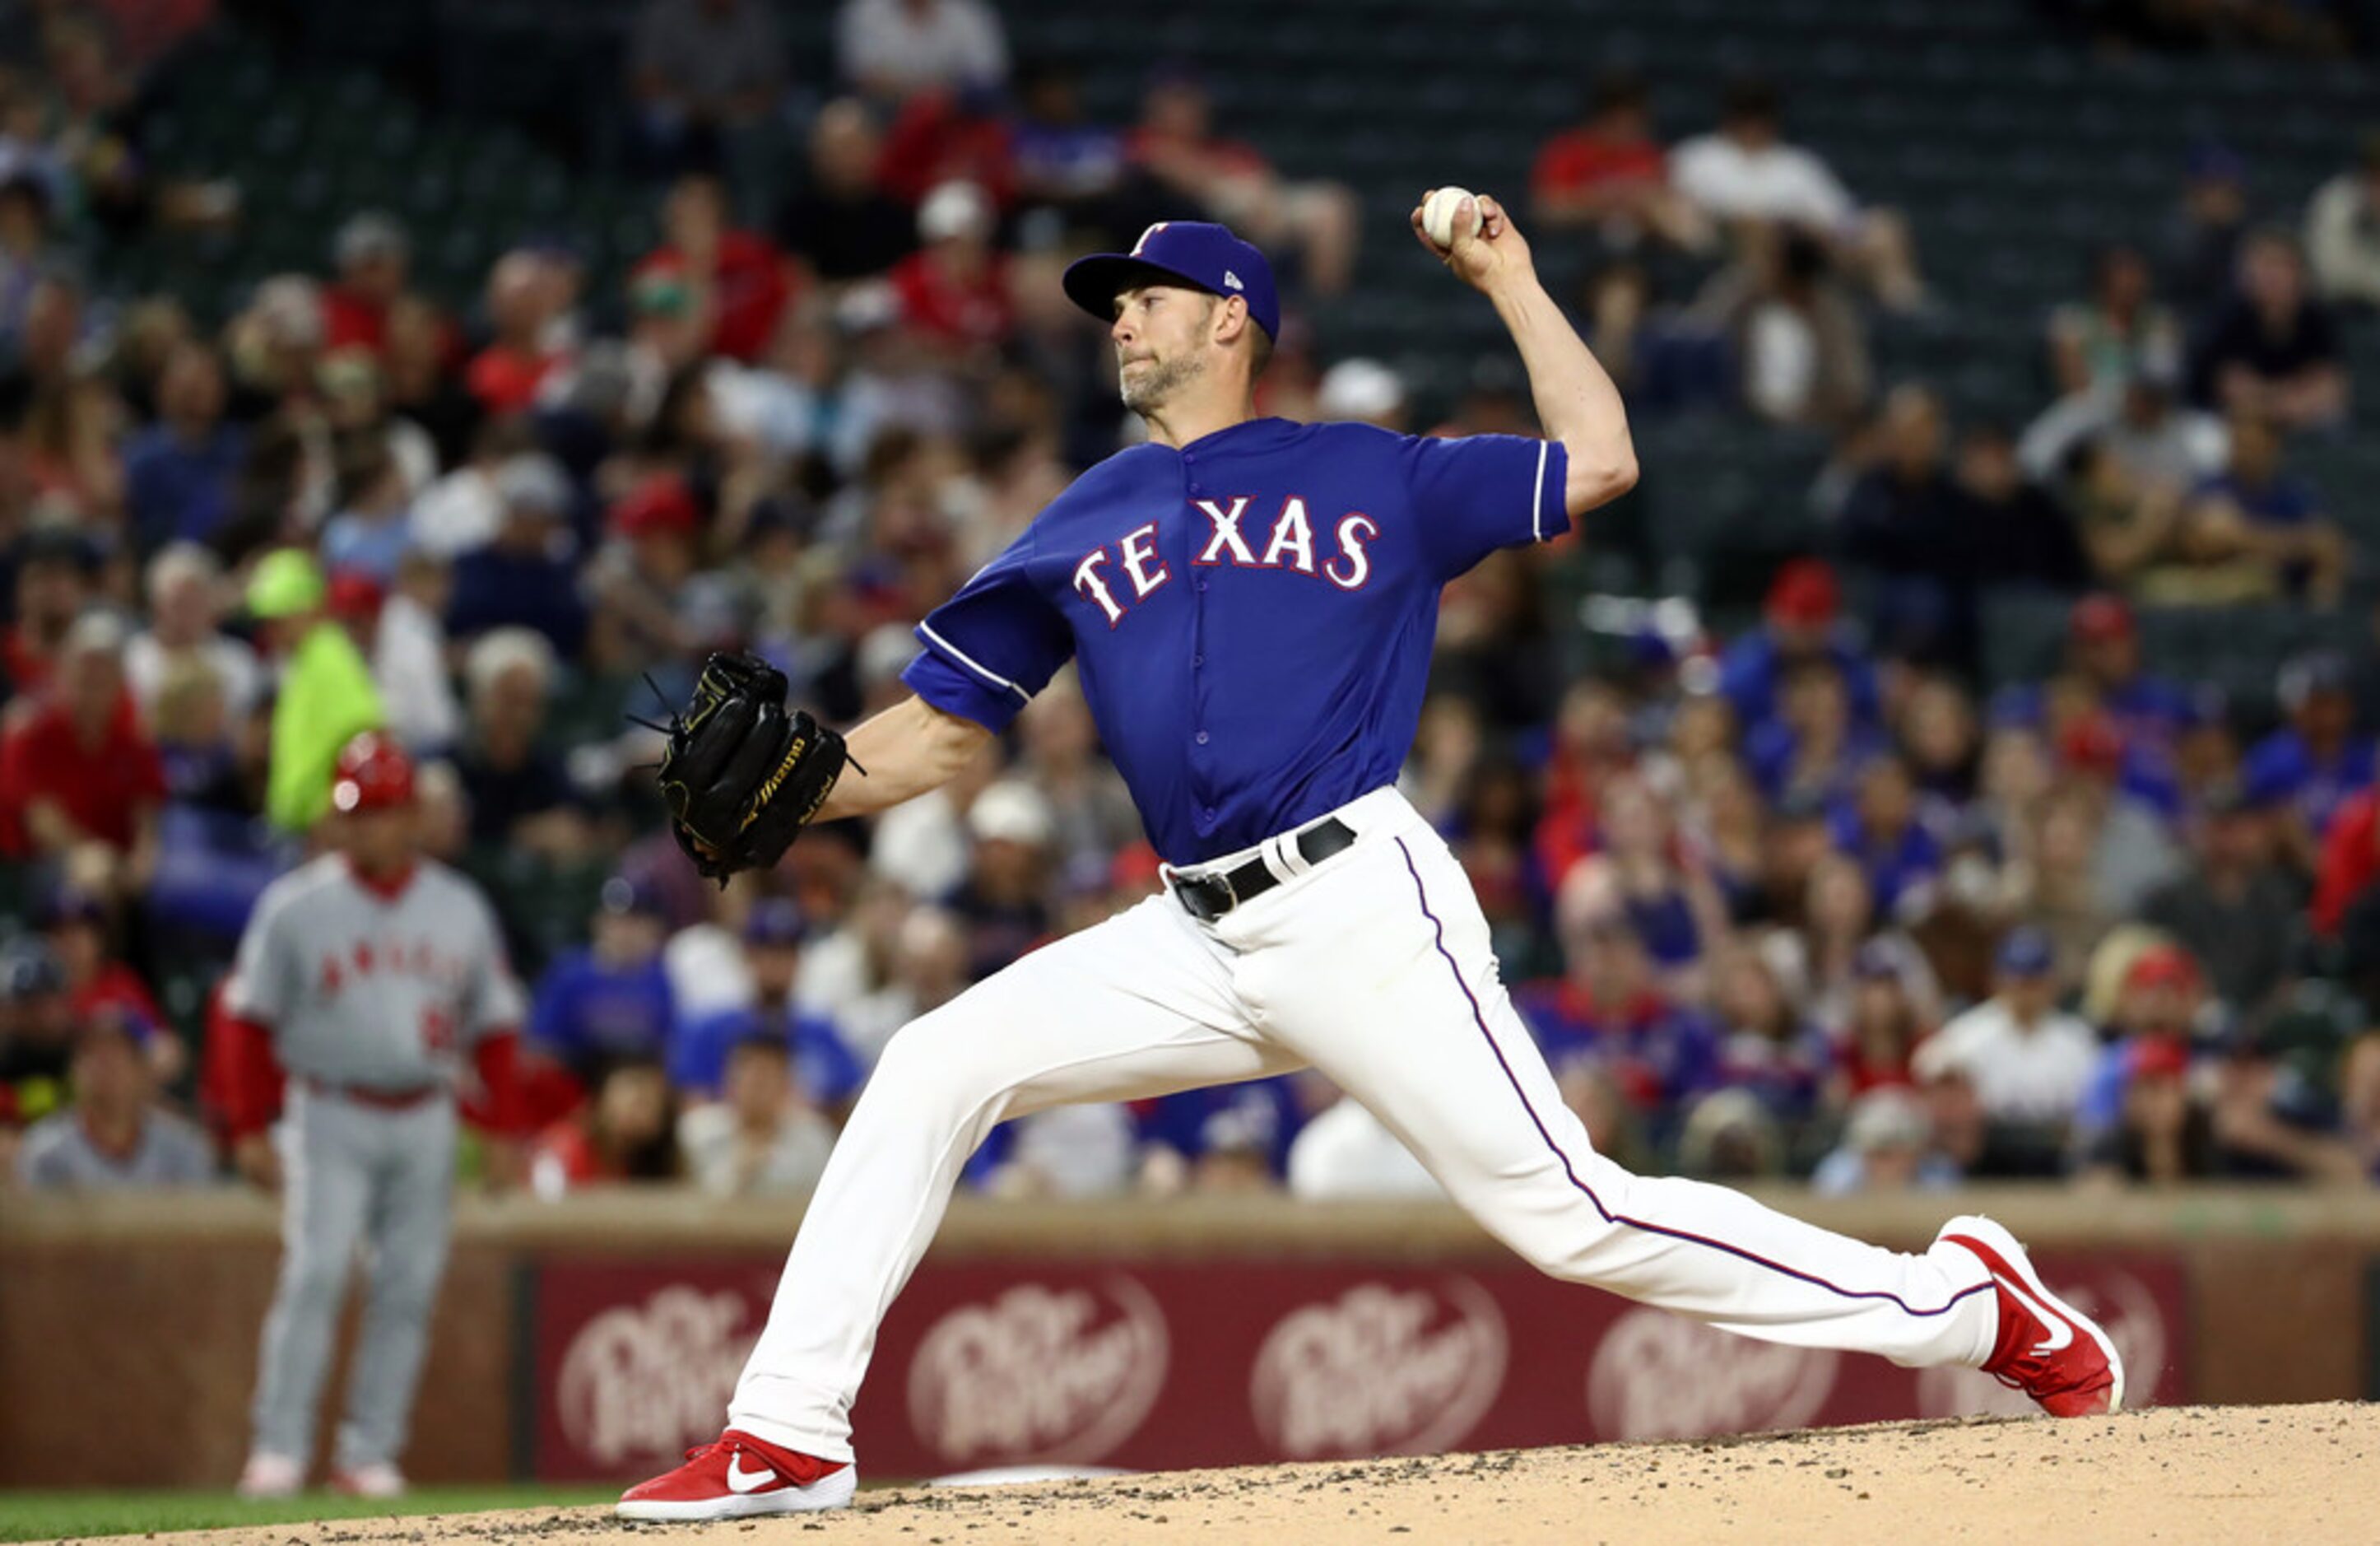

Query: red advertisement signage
[{"left": 528, "top": 1251, "right": 2187, "bottom": 1481}]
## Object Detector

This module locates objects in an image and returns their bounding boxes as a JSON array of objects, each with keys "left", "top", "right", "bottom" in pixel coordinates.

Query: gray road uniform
[{"left": 225, "top": 854, "right": 524, "bottom": 1473}]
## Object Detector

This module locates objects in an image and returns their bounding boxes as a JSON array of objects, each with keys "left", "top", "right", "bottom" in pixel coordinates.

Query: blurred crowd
[
  {"left": 1536, "top": 66, "right": 2380, "bottom": 659},
  {"left": 6, "top": 0, "right": 2380, "bottom": 1203}
]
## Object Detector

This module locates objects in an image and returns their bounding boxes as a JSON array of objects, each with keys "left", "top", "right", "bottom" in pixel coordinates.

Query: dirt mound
[{"left": 84, "top": 1403, "right": 2378, "bottom": 1546}]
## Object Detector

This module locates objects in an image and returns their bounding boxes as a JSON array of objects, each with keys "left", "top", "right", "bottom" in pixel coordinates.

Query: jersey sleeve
[
  {"left": 901, "top": 524, "right": 1076, "bottom": 733},
  {"left": 222, "top": 884, "right": 301, "bottom": 1027},
  {"left": 1402, "top": 432, "right": 1573, "bottom": 580}
]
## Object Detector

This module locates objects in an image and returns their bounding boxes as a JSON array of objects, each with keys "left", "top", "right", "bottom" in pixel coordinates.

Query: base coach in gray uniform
[{"left": 220, "top": 733, "right": 527, "bottom": 1500}]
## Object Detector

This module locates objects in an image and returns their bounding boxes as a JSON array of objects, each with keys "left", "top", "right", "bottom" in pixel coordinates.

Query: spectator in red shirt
[
  {"left": 889, "top": 180, "right": 1012, "bottom": 352},
  {"left": 1834, "top": 937, "right": 1936, "bottom": 1100},
  {"left": 877, "top": 84, "right": 1017, "bottom": 210},
  {"left": 320, "top": 212, "right": 412, "bottom": 357},
  {"left": 1125, "top": 66, "right": 1359, "bottom": 297},
  {"left": 465, "top": 252, "right": 567, "bottom": 417},
  {"left": 2312, "top": 783, "right": 2380, "bottom": 938},
  {"left": 1531, "top": 72, "right": 1711, "bottom": 256},
  {"left": 3, "top": 527, "right": 96, "bottom": 698},
  {"left": 0, "top": 610, "right": 167, "bottom": 901},
  {"left": 42, "top": 884, "right": 182, "bottom": 1083},
  {"left": 635, "top": 174, "right": 796, "bottom": 365}
]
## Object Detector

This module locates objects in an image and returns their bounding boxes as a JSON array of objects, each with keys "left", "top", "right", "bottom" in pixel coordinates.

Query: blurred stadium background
[{"left": 7, "top": 0, "right": 2380, "bottom": 1516}]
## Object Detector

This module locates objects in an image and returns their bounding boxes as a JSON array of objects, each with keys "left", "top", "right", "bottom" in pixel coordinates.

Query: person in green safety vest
[{"left": 246, "top": 549, "right": 386, "bottom": 833}]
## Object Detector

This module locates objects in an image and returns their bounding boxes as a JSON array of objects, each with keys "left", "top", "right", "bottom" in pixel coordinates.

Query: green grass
[{"left": 0, "top": 1487, "right": 618, "bottom": 1543}]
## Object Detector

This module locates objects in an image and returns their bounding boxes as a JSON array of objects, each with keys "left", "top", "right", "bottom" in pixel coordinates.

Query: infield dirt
[{"left": 68, "top": 1402, "right": 2379, "bottom": 1545}]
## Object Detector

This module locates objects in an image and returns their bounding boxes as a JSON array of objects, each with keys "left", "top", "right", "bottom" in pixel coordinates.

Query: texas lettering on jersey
[
  {"left": 899, "top": 417, "right": 1570, "bottom": 865},
  {"left": 1071, "top": 496, "right": 1380, "bottom": 626}
]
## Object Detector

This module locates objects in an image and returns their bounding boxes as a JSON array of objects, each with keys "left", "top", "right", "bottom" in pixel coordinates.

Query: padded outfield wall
[{"left": 0, "top": 1188, "right": 2368, "bottom": 1488}]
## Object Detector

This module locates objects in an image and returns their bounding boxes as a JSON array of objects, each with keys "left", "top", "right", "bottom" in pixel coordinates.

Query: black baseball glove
[{"left": 653, "top": 652, "right": 849, "bottom": 882}]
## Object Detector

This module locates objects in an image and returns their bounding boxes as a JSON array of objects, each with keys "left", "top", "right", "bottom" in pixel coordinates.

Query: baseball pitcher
[
  {"left": 220, "top": 732, "right": 527, "bottom": 1499},
  {"left": 620, "top": 197, "right": 2121, "bottom": 1520}
]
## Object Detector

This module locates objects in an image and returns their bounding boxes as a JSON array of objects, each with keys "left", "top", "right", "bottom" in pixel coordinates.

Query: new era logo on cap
[{"left": 1063, "top": 221, "right": 1280, "bottom": 339}]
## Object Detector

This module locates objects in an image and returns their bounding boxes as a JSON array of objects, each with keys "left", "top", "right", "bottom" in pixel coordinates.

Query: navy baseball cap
[
  {"left": 1062, "top": 221, "right": 1280, "bottom": 339},
  {"left": 1996, "top": 927, "right": 2056, "bottom": 979}
]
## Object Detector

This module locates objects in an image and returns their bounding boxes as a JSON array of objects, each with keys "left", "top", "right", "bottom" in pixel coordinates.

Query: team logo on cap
[{"left": 1130, "top": 222, "right": 1169, "bottom": 256}]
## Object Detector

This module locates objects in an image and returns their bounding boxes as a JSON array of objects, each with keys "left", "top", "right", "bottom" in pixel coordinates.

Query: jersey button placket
[{"left": 1184, "top": 455, "right": 1218, "bottom": 836}]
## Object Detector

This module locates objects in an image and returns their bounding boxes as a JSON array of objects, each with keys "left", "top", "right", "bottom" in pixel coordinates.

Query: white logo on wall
[
  {"left": 558, "top": 1286, "right": 759, "bottom": 1465},
  {"left": 907, "top": 1278, "right": 1169, "bottom": 1465},
  {"left": 1916, "top": 1269, "right": 2168, "bottom": 1418},
  {"left": 1249, "top": 1280, "right": 1508, "bottom": 1459},
  {"left": 1587, "top": 1308, "right": 1839, "bottom": 1440}
]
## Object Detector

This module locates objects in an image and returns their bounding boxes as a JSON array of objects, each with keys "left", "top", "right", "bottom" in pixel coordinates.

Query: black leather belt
[{"left": 1171, "top": 817, "right": 1357, "bottom": 922}]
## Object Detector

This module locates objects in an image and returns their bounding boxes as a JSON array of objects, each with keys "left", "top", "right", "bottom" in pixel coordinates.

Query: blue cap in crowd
[
  {"left": 743, "top": 897, "right": 808, "bottom": 948},
  {"left": 1996, "top": 927, "right": 2056, "bottom": 979},
  {"left": 1063, "top": 221, "right": 1280, "bottom": 340}
]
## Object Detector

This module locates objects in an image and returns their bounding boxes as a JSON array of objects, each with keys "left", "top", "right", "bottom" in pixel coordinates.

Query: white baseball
[{"left": 1422, "top": 186, "right": 1478, "bottom": 251}]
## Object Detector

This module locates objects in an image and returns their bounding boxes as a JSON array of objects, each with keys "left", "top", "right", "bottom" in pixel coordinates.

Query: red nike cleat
[
  {"left": 615, "top": 1430, "right": 855, "bottom": 1520},
  {"left": 1938, "top": 1214, "right": 2125, "bottom": 1418}
]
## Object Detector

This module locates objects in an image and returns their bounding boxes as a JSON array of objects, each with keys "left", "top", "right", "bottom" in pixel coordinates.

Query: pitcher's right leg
[{"left": 725, "top": 894, "right": 1300, "bottom": 1462}]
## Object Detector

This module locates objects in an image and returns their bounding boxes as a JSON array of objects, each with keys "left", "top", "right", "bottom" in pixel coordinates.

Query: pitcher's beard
[{"left": 1119, "top": 351, "right": 1204, "bottom": 412}]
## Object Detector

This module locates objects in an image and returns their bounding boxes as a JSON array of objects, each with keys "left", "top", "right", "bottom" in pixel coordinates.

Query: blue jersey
[
  {"left": 901, "top": 418, "right": 1571, "bottom": 864},
  {"left": 669, "top": 1004, "right": 865, "bottom": 1106},
  {"left": 528, "top": 948, "right": 674, "bottom": 1069},
  {"left": 2242, "top": 728, "right": 2377, "bottom": 834}
]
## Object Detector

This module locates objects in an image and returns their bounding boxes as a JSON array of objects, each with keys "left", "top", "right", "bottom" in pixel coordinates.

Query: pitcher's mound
[{"left": 93, "top": 1402, "right": 2380, "bottom": 1546}]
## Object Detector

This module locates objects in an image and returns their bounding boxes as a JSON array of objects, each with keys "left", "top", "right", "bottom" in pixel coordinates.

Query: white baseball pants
[{"left": 728, "top": 788, "right": 1998, "bottom": 1460}]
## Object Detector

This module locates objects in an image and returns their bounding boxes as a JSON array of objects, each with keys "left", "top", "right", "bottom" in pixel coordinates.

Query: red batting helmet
[{"left": 331, "top": 731, "right": 415, "bottom": 813}]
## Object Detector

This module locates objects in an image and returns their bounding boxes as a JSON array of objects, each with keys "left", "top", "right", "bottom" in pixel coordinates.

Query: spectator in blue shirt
[
  {"left": 1011, "top": 59, "right": 1128, "bottom": 216},
  {"left": 1718, "top": 557, "right": 1880, "bottom": 733},
  {"left": 671, "top": 899, "right": 864, "bottom": 1108},
  {"left": 447, "top": 459, "right": 588, "bottom": 655},
  {"left": 1515, "top": 913, "right": 1721, "bottom": 1141},
  {"left": 1744, "top": 655, "right": 1885, "bottom": 807},
  {"left": 2066, "top": 592, "right": 2192, "bottom": 752},
  {"left": 1831, "top": 753, "right": 1944, "bottom": 919},
  {"left": 1133, "top": 1075, "right": 1309, "bottom": 1190},
  {"left": 2179, "top": 411, "right": 2347, "bottom": 603},
  {"left": 122, "top": 342, "right": 244, "bottom": 551},
  {"left": 2243, "top": 650, "right": 2374, "bottom": 845},
  {"left": 530, "top": 877, "right": 678, "bottom": 1085}
]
